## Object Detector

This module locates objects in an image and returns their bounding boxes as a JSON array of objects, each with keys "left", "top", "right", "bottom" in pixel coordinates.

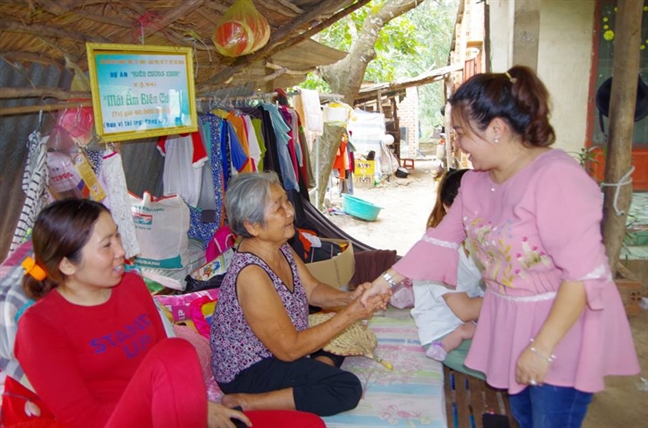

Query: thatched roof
[
  {"left": 0, "top": 0, "right": 365, "bottom": 107},
  {"left": 0, "top": 0, "right": 371, "bottom": 261}
]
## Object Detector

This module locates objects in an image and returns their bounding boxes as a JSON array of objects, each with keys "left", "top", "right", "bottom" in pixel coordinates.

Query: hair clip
[
  {"left": 21, "top": 256, "right": 47, "bottom": 281},
  {"left": 505, "top": 72, "right": 517, "bottom": 84}
]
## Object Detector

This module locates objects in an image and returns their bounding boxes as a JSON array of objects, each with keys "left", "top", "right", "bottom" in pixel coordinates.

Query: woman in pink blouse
[{"left": 362, "top": 65, "right": 639, "bottom": 427}]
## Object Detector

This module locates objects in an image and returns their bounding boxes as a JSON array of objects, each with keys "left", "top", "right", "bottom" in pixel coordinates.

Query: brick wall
[{"left": 398, "top": 87, "right": 420, "bottom": 158}]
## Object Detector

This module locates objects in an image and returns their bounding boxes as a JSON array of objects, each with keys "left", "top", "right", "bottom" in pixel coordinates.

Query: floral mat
[{"left": 323, "top": 307, "right": 447, "bottom": 428}]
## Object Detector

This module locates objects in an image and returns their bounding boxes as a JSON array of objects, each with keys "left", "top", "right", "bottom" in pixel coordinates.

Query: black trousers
[{"left": 217, "top": 356, "right": 362, "bottom": 416}]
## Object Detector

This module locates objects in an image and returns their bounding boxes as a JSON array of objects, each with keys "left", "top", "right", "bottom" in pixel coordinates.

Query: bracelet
[
  {"left": 381, "top": 271, "right": 396, "bottom": 289},
  {"left": 529, "top": 338, "right": 556, "bottom": 363}
]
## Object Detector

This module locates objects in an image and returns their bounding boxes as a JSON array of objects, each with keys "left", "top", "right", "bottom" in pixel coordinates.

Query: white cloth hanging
[
  {"left": 157, "top": 133, "right": 208, "bottom": 207},
  {"left": 297, "top": 88, "right": 323, "bottom": 134},
  {"left": 243, "top": 115, "right": 262, "bottom": 171},
  {"left": 100, "top": 150, "right": 141, "bottom": 259}
]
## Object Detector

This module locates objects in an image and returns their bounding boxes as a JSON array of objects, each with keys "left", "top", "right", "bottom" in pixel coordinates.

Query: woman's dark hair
[
  {"left": 449, "top": 65, "right": 555, "bottom": 147},
  {"left": 23, "top": 199, "right": 110, "bottom": 299},
  {"left": 427, "top": 169, "right": 469, "bottom": 229}
]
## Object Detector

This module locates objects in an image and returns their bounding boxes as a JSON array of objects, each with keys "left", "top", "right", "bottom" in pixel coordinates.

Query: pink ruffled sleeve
[
  {"left": 534, "top": 156, "right": 610, "bottom": 310},
  {"left": 393, "top": 186, "right": 467, "bottom": 287}
]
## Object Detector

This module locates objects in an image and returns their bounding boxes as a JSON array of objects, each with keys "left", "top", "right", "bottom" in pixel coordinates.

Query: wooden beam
[
  {"left": 0, "top": 17, "right": 111, "bottom": 43},
  {"left": 29, "top": 0, "right": 111, "bottom": 16},
  {"left": 0, "top": 100, "right": 92, "bottom": 116},
  {"left": 1, "top": 52, "right": 64, "bottom": 69},
  {"left": 273, "top": 0, "right": 303, "bottom": 15},
  {"left": 203, "top": 0, "right": 370, "bottom": 87},
  {"left": 261, "top": 0, "right": 301, "bottom": 17},
  {"left": 0, "top": 87, "right": 90, "bottom": 100},
  {"left": 601, "top": 0, "right": 644, "bottom": 277},
  {"left": 265, "top": 0, "right": 357, "bottom": 50},
  {"left": 354, "top": 76, "right": 443, "bottom": 103}
]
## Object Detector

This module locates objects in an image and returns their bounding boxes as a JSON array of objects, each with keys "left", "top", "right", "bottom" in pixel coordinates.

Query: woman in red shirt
[{"left": 15, "top": 198, "right": 323, "bottom": 428}]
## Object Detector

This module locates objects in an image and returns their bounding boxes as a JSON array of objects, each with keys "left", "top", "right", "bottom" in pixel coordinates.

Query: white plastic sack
[{"left": 130, "top": 192, "right": 190, "bottom": 269}]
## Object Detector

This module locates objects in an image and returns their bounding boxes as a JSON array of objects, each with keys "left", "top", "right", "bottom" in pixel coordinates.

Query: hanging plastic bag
[
  {"left": 130, "top": 192, "right": 190, "bottom": 270},
  {"left": 323, "top": 102, "right": 353, "bottom": 127},
  {"left": 47, "top": 151, "right": 86, "bottom": 200},
  {"left": 213, "top": 0, "right": 270, "bottom": 57},
  {"left": 52, "top": 105, "right": 95, "bottom": 148}
]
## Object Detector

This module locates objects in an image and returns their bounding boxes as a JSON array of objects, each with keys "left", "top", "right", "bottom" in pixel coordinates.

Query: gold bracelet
[{"left": 529, "top": 338, "right": 556, "bottom": 363}]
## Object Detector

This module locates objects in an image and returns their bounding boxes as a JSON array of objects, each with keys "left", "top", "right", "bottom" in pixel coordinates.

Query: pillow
[
  {"left": 0, "top": 241, "right": 34, "bottom": 385},
  {"left": 172, "top": 325, "right": 223, "bottom": 403},
  {"left": 154, "top": 289, "right": 219, "bottom": 338},
  {"left": 0, "top": 371, "right": 60, "bottom": 427},
  {"left": 444, "top": 339, "right": 486, "bottom": 381},
  {"left": 172, "top": 326, "right": 212, "bottom": 381}
]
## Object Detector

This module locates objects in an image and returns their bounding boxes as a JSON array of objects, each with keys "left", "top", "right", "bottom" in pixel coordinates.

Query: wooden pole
[
  {"left": 0, "top": 100, "right": 92, "bottom": 116},
  {"left": 601, "top": 0, "right": 643, "bottom": 277}
]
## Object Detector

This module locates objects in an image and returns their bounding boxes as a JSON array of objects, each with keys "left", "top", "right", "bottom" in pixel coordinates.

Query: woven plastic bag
[
  {"left": 213, "top": 0, "right": 270, "bottom": 57},
  {"left": 130, "top": 192, "right": 190, "bottom": 270}
]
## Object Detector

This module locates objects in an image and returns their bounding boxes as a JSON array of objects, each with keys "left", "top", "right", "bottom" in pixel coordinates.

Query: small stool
[{"left": 401, "top": 158, "right": 415, "bottom": 169}]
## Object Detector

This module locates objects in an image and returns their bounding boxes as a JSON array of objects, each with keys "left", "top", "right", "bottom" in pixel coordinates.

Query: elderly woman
[{"left": 210, "top": 172, "right": 384, "bottom": 417}]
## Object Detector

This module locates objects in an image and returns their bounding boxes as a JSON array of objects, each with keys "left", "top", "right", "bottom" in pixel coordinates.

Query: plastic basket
[{"left": 342, "top": 194, "right": 383, "bottom": 221}]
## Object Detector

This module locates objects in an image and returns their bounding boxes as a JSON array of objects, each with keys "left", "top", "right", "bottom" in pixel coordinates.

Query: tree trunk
[
  {"left": 601, "top": 0, "right": 643, "bottom": 277},
  {"left": 313, "top": 0, "right": 424, "bottom": 209}
]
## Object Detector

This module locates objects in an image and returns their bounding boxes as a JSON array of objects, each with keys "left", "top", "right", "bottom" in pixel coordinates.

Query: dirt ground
[{"left": 324, "top": 158, "right": 648, "bottom": 427}]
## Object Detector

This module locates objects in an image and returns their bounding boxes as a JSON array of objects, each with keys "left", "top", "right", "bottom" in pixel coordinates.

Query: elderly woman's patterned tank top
[{"left": 210, "top": 243, "right": 309, "bottom": 383}]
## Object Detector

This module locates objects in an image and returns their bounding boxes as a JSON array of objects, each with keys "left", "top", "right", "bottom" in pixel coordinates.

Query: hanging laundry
[
  {"left": 243, "top": 115, "right": 261, "bottom": 171},
  {"left": 100, "top": 149, "right": 141, "bottom": 259},
  {"left": 227, "top": 112, "right": 253, "bottom": 172},
  {"left": 261, "top": 103, "right": 298, "bottom": 191},
  {"left": 240, "top": 107, "right": 267, "bottom": 172},
  {"left": 9, "top": 133, "right": 49, "bottom": 256},
  {"left": 195, "top": 116, "right": 217, "bottom": 211},
  {"left": 224, "top": 120, "right": 249, "bottom": 174},
  {"left": 295, "top": 88, "right": 324, "bottom": 135},
  {"left": 198, "top": 113, "right": 225, "bottom": 224},
  {"left": 157, "top": 132, "right": 208, "bottom": 207}
]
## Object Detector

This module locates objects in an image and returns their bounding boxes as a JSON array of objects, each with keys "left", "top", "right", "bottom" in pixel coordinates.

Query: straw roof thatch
[
  {"left": 0, "top": 0, "right": 364, "bottom": 109},
  {"left": 0, "top": 0, "right": 368, "bottom": 261}
]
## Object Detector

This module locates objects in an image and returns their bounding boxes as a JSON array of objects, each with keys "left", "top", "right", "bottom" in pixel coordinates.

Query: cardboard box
[
  {"left": 305, "top": 239, "right": 355, "bottom": 288},
  {"left": 353, "top": 160, "right": 375, "bottom": 188}
]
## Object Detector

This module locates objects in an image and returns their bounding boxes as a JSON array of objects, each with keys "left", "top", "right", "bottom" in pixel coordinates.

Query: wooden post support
[{"left": 601, "top": 0, "right": 644, "bottom": 277}]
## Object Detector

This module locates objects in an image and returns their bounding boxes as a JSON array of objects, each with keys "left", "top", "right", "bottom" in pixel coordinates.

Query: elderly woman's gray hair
[{"left": 225, "top": 172, "right": 283, "bottom": 238}]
